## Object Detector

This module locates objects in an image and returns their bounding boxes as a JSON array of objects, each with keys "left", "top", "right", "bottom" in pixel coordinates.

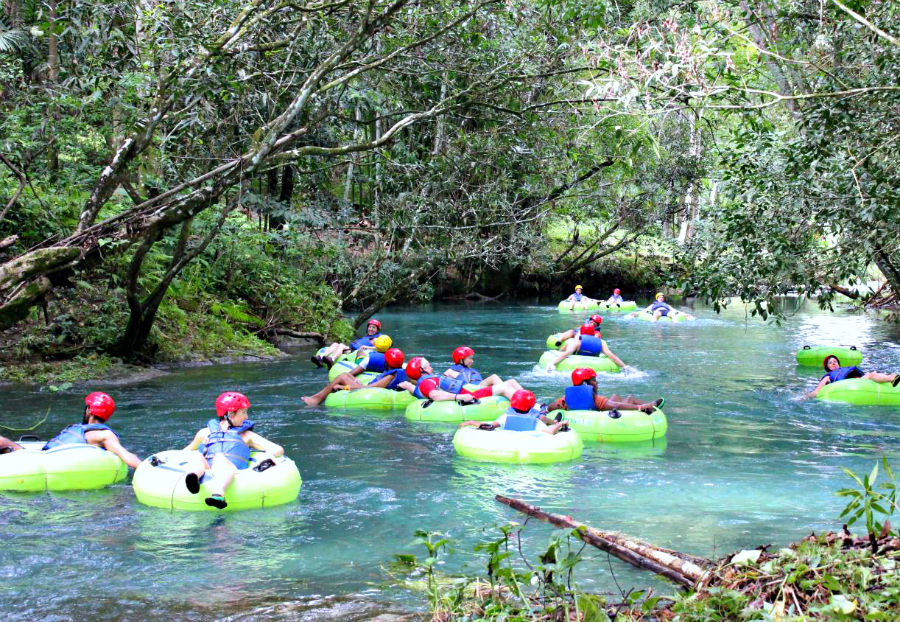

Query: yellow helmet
[
  {"left": 655, "top": 292, "right": 665, "bottom": 300},
  {"left": 373, "top": 335, "right": 393, "bottom": 353},
  {"left": 575, "top": 284, "right": 583, "bottom": 291}
]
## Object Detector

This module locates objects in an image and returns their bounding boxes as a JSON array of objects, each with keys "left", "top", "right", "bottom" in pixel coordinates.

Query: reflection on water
[{"left": 2, "top": 299, "right": 900, "bottom": 617}]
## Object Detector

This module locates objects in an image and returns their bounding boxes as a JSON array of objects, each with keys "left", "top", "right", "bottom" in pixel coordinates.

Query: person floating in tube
[
  {"left": 41, "top": 392, "right": 142, "bottom": 468},
  {"left": 183, "top": 392, "right": 284, "bottom": 509},
  {"left": 563, "top": 284, "right": 596, "bottom": 310},
  {"left": 604, "top": 288, "right": 625, "bottom": 306},
  {"left": 806, "top": 355, "right": 900, "bottom": 398},
  {"left": 398, "top": 357, "right": 523, "bottom": 404},
  {"left": 459, "top": 390, "right": 568, "bottom": 435},
  {"left": 301, "top": 348, "right": 409, "bottom": 406},
  {"left": 440, "top": 346, "right": 521, "bottom": 389},
  {"left": 313, "top": 318, "right": 383, "bottom": 368},
  {"left": 547, "top": 368, "right": 664, "bottom": 414},
  {"left": 546, "top": 316, "right": 628, "bottom": 371},
  {"left": 630, "top": 292, "right": 695, "bottom": 322}
]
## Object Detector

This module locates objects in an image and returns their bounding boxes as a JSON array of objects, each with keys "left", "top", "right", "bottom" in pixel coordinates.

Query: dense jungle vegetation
[{"left": 0, "top": 0, "right": 898, "bottom": 375}]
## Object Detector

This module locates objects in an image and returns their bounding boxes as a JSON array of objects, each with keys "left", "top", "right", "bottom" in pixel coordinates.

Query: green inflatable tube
[
  {"left": 557, "top": 300, "right": 598, "bottom": 312},
  {"left": 453, "top": 427, "right": 583, "bottom": 464},
  {"left": 597, "top": 300, "right": 637, "bottom": 311},
  {"left": 538, "top": 350, "right": 620, "bottom": 373},
  {"left": 0, "top": 441, "right": 128, "bottom": 492},
  {"left": 796, "top": 345, "right": 863, "bottom": 368},
  {"left": 327, "top": 359, "right": 379, "bottom": 383},
  {"left": 551, "top": 408, "right": 667, "bottom": 442},
  {"left": 816, "top": 379, "right": 900, "bottom": 406},
  {"left": 636, "top": 311, "right": 687, "bottom": 322},
  {"left": 132, "top": 449, "right": 301, "bottom": 511},
  {"left": 405, "top": 395, "right": 509, "bottom": 422},
  {"left": 324, "top": 387, "right": 415, "bottom": 410}
]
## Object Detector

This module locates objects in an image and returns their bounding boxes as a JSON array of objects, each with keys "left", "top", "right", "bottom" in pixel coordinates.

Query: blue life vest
[
  {"left": 611, "top": 294, "right": 624, "bottom": 303},
  {"left": 369, "top": 368, "right": 408, "bottom": 391},
  {"left": 414, "top": 375, "right": 441, "bottom": 399},
  {"left": 449, "top": 364, "right": 483, "bottom": 384},
  {"left": 651, "top": 301, "right": 671, "bottom": 315},
  {"left": 573, "top": 292, "right": 583, "bottom": 301},
  {"left": 578, "top": 335, "right": 603, "bottom": 356},
  {"left": 360, "top": 352, "right": 387, "bottom": 372},
  {"left": 350, "top": 332, "right": 380, "bottom": 351},
  {"left": 824, "top": 366, "right": 864, "bottom": 383},
  {"left": 565, "top": 385, "right": 596, "bottom": 410},
  {"left": 502, "top": 407, "right": 543, "bottom": 432},
  {"left": 203, "top": 418, "right": 255, "bottom": 470},
  {"left": 439, "top": 375, "right": 466, "bottom": 394},
  {"left": 43, "top": 423, "right": 118, "bottom": 451}
]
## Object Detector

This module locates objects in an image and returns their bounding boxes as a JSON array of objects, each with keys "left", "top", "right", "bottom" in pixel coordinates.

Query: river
[{"left": 2, "top": 299, "right": 900, "bottom": 619}]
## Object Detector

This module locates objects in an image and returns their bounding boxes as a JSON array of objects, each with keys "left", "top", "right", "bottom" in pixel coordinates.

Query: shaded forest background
[{"left": 0, "top": 0, "right": 897, "bottom": 372}]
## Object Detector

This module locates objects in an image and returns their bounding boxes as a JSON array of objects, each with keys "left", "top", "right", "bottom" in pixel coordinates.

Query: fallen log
[{"left": 496, "top": 495, "right": 708, "bottom": 589}]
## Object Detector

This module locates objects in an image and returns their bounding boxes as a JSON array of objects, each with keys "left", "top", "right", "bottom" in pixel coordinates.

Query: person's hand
[{"left": 456, "top": 394, "right": 475, "bottom": 403}]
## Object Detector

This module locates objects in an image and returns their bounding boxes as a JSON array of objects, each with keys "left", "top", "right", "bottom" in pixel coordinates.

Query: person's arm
[
  {"left": 96, "top": 433, "right": 142, "bottom": 468},
  {"left": 398, "top": 381, "right": 417, "bottom": 395},
  {"left": 807, "top": 377, "right": 830, "bottom": 398},
  {"left": 367, "top": 373, "right": 395, "bottom": 388},
  {"left": 443, "top": 368, "right": 460, "bottom": 379},
  {"left": 349, "top": 365, "right": 366, "bottom": 377},
  {"left": 0, "top": 436, "right": 23, "bottom": 452},
  {"left": 184, "top": 428, "right": 207, "bottom": 451},
  {"left": 246, "top": 432, "right": 284, "bottom": 457},
  {"left": 600, "top": 342, "right": 626, "bottom": 368},
  {"left": 459, "top": 420, "right": 498, "bottom": 428},
  {"left": 546, "top": 397, "right": 566, "bottom": 412}
]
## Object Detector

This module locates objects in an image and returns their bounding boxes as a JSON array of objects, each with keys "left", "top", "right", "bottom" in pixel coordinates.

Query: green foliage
[
  {"left": 838, "top": 457, "right": 899, "bottom": 539},
  {"left": 391, "top": 523, "right": 616, "bottom": 621}
]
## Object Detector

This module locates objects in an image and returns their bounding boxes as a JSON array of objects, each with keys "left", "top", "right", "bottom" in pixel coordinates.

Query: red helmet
[
  {"left": 571, "top": 368, "right": 597, "bottom": 386},
  {"left": 215, "top": 392, "right": 251, "bottom": 417},
  {"left": 613, "top": 288, "right": 621, "bottom": 295},
  {"left": 385, "top": 348, "right": 405, "bottom": 369},
  {"left": 406, "top": 357, "right": 428, "bottom": 380},
  {"left": 84, "top": 392, "right": 115, "bottom": 421},
  {"left": 452, "top": 346, "right": 475, "bottom": 365},
  {"left": 510, "top": 390, "right": 537, "bottom": 412},
  {"left": 367, "top": 318, "right": 382, "bottom": 329},
  {"left": 589, "top": 314, "right": 603, "bottom": 325},
  {"left": 579, "top": 323, "right": 596, "bottom": 336}
]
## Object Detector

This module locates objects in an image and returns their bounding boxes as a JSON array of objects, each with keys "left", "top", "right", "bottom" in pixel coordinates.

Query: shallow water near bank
[{"left": 3, "top": 299, "right": 900, "bottom": 619}]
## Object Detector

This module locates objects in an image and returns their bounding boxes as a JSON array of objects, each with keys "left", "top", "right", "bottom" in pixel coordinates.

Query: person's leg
[
  {"left": 551, "top": 340, "right": 579, "bottom": 367},
  {"left": 205, "top": 454, "right": 239, "bottom": 508},
  {"left": 652, "top": 310, "right": 662, "bottom": 322},
  {"left": 486, "top": 381, "right": 520, "bottom": 400},
  {"left": 321, "top": 343, "right": 350, "bottom": 360},
  {"left": 863, "top": 372, "right": 900, "bottom": 384},
  {"left": 185, "top": 454, "right": 209, "bottom": 494},
  {"left": 478, "top": 374, "right": 521, "bottom": 391},
  {"left": 302, "top": 373, "right": 366, "bottom": 405}
]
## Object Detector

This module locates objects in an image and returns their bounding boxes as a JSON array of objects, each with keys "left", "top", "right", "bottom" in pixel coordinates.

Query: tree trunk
[
  {"left": 47, "top": 0, "right": 60, "bottom": 178},
  {"left": 678, "top": 113, "right": 702, "bottom": 244},
  {"left": 495, "top": 495, "right": 704, "bottom": 588},
  {"left": 875, "top": 251, "right": 900, "bottom": 295},
  {"left": 740, "top": 0, "right": 803, "bottom": 121}
]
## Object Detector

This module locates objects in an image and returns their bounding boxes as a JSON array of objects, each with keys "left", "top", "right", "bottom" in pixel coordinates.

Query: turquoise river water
[{"left": 2, "top": 300, "right": 900, "bottom": 620}]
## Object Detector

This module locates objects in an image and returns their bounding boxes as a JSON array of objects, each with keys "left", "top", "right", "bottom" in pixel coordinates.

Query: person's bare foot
[{"left": 301, "top": 396, "right": 318, "bottom": 406}]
